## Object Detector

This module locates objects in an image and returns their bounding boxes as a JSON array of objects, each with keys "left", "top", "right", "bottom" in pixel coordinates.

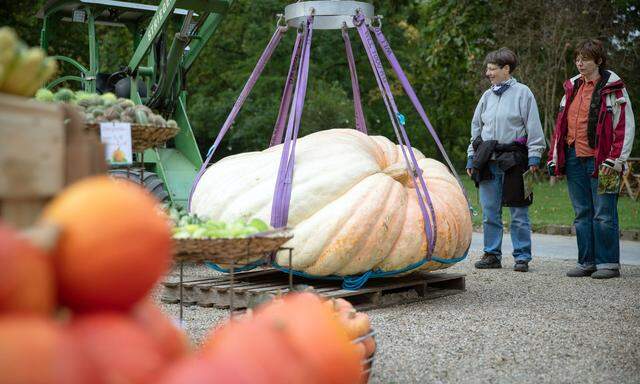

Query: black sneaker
[
  {"left": 474, "top": 253, "right": 501, "bottom": 269},
  {"left": 513, "top": 260, "right": 529, "bottom": 272}
]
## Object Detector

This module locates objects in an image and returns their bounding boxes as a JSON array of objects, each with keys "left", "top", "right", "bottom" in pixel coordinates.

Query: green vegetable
[
  {"left": 103, "top": 106, "right": 121, "bottom": 121},
  {"left": 74, "top": 91, "right": 93, "bottom": 102},
  {"left": 34, "top": 88, "right": 54, "bottom": 102},
  {"left": 53, "top": 87, "right": 75, "bottom": 102},
  {"left": 165, "top": 204, "right": 272, "bottom": 239},
  {"left": 249, "top": 218, "right": 269, "bottom": 232},
  {"left": 134, "top": 109, "right": 149, "bottom": 124},
  {"left": 117, "top": 99, "right": 135, "bottom": 109},
  {"left": 101, "top": 92, "right": 117, "bottom": 105}
]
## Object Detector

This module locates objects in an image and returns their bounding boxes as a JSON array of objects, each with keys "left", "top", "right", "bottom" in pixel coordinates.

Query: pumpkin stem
[
  {"left": 21, "top": 223, "right": 60, "bottom": 251},
  {"left": 382, "top": 163, "right": 410, "bottom": 185}
]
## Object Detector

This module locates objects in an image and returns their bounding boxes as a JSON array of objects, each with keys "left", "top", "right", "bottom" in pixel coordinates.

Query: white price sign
[{"left": 99, "top": 122, "right": 133, "bottom": 165}]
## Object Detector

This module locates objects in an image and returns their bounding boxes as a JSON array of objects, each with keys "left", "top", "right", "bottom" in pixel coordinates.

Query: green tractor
[{"left": 37, "top": 0, "right": 233, "bottom": 207}]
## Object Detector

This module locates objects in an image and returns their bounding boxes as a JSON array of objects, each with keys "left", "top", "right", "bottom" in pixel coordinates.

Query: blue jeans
[
  {"left": 564, "top": 147, "right": 620, "bottom": 270},
  {"left": 479, "top": 162, "right": 532, "bottom": 262}
]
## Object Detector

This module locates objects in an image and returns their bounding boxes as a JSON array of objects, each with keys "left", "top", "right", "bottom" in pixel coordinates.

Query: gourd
[
  {"left": 0, "top": 27, "right": 58, "bottom": 97},
  {"left": 191, "top": 129, "right": 472, "bottom": 276},
  {"left": 0, "top": 317, "right": 97, "bottom": 384},
  {"left": 0, "top": 223, "right": 56, "bottom": 315},
  {"left": 40, "top": 176, "right": 172, "bottom": 312},
  {"left": 200, "top": 292, "right": 362, "bottom": 384}
]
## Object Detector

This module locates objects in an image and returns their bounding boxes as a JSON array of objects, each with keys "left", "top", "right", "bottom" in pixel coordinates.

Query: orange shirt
[{"left": 566, "top": 77, "right": 598, "bottom": 157}]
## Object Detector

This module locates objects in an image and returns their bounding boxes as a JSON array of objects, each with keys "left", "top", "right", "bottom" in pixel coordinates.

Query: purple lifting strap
[
  {"left": 371, "top": 26, "right": 471, "bottom": 206},
  {"left": 355, "top": 14, "right": 437, "bottom": 258},
  {"left": 341, "top": 26, "right": 367, "bottom": 134},
  {"left": 270, "top": 31, "right": 303, "bottom": 147},
  {"left": 188, "top": 25, "right": 288, "bottom": 210},
  {"left": 270, "top": 15, "right": 315, "bottom": 228}
]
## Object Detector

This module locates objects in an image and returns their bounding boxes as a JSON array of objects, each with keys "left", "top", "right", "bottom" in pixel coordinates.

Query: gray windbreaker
[{"left": 467, "top": 78, "right": 546, "bottom": 164}]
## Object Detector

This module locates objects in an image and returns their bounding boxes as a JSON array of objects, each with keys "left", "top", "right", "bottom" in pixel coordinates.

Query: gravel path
[{"left": 158, "top": 252, "right": 640, "bottom": 384}]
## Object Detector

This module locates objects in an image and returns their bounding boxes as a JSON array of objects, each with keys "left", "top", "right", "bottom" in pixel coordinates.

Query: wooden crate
[
  {"left": 0, "top": 93, "right": 106, "bottom": 228},
  {"left": 162, "top": 269, "right": 466, "bottom": 310}
]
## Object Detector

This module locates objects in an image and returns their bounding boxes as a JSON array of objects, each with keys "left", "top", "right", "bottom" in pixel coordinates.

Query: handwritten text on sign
[{"left": 100, "top": 122, "right": 133, "bottom": 165}]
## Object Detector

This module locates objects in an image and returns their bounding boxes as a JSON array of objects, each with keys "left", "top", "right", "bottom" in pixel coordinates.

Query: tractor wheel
[{"left": 109, "top": 169, "right": 170, "bottom": 203}]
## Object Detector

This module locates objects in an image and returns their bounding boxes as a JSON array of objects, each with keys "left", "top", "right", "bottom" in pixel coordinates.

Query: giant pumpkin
[{"left": 191, "top": 129, "right": 472, "bottom": 276}]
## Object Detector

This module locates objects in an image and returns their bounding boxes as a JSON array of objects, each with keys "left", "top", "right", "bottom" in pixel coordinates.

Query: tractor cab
[{"left": 37, "top": 0, "right": 233, "bottom": 208}]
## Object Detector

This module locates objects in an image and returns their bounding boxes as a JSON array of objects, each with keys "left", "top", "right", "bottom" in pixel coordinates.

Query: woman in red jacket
[{"left": 547, "top": 39, "right": 635, "bottom": 279}]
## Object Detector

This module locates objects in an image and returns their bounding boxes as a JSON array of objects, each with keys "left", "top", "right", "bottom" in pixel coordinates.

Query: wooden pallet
[{"left": 162, "top": 268, "right": 465, "bottom": 310}]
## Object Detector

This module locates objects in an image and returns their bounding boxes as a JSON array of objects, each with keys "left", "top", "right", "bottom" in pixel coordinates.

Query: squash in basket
[{"left": 191, "top": 129, "right": 471, "bottom": 276}]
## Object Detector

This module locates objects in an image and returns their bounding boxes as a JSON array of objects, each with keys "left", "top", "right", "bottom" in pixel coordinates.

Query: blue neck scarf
[
  {"left": 492, "top": 82, "right": 509, "bottom": 96},
  {"left": 491, "top": 78, "right": 514, "bottom": 96}
]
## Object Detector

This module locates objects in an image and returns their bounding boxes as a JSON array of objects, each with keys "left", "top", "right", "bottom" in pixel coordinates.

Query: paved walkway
[{"left": 471, "top": 231, "right": 640, "bottom": 265}]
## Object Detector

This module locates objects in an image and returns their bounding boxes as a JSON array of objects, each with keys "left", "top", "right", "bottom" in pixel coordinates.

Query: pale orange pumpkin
[
  {"left": 338, "top": 310, "right": 371, "bottom": 340},
  {"left": 191, "top": 129, "right": 472, "bottom": 276}
]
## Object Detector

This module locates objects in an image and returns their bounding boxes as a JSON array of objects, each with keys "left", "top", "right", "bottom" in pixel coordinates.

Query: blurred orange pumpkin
[
  {"left": 69, "top": 313, "right": 168, "bottom": 384},
  {"left": 0, "top": 222, "right": 56, "bottom": 315},
  {"left": 131, "top": 299, "right": 191, "bottom": 361},
  {"left": 158, "top": 355, "right": 267, "bottom": 384},
  {"left": 40, "top": 176, "right": 171, "bottom": 311},
  {"left": 203, "top": 292, "right": 362, "bottom": 384},
  {"left": 0, "top": 316, "right": 98, "bottom": 384},
  {"left": 201, "top": 316, "right": 311, "bottom": 383}
]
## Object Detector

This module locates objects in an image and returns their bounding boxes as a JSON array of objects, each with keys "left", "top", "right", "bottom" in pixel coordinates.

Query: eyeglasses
[{"left": 575, "top": 57, "right": 594, "bottom": 64}]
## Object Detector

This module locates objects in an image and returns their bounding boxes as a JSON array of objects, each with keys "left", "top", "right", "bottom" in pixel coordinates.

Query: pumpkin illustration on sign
[{"left": 111, "top": 147, "right": 127, "bottom": 163}]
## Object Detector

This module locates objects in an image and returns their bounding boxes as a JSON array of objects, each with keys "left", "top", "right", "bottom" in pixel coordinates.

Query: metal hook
[
  {"left": 353, "top": 10, "right": 364, "bottom": 27},
  {"left": 373, "top": 15, "right": 383, "bottom": 28},
  {"left": 275, "top": 13, "right": 287, "bottom": 29}
]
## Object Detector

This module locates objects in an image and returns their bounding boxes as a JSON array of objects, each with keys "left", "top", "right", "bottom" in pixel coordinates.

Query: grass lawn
[{"left": 459, "top": 177, "right": 640, "bottom": 231}]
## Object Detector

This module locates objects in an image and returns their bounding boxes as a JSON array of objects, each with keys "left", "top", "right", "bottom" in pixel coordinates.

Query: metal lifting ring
[{"left": 284, "top": 1, "right": 374, "bottom": 30}]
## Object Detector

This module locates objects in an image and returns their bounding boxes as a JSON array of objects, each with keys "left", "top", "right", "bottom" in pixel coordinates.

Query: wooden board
[
  {"left": 0, "top": 94, "right": 106, "bottom": 228},
  {"left": 162, "top": 269, "right": 465, "bottom": 310},
  {"left": 0, "top": 93, "right": 65, "bottom": 198}
]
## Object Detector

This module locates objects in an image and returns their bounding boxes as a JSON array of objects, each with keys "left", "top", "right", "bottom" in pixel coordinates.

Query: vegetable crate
[
  {"left": 162, "top": 268, "right": 466, "bottom": 311},
  {"left": 0, "top": 93, "right": 106, "bottom": 228}
]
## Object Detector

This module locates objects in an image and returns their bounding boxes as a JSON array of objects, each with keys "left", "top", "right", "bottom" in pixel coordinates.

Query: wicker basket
[
  {"left": 86, "top": 123, "right": 180, "bottom": 152},
  {"left": 172, "top": 228, "right": 293, "bottom": 264}
]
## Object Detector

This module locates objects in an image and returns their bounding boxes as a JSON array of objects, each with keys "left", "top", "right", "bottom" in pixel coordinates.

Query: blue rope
[
  {"left": 207, "top": 248, "right": 470, "bottom": 290},
  {"left": 205, "top": 258, "right": 265, "bottom": 273},
  {"left": 272, "top": 247, "right": 470, "bottom": 290}
]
